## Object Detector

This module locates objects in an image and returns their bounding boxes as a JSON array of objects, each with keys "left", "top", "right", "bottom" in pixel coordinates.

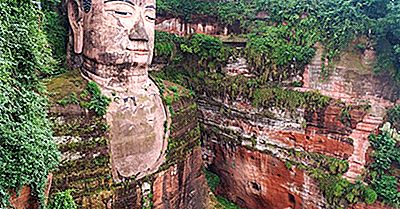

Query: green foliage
[
  {"left": 205, "top": 169, "right": 220, "bottom": 192},
  {"left": 57, "top": 93, "right": 79, "bottom": 106},
  {"left": 42, "top": 7, "right": 68, "bottom": 75},
  {"left": 387, "top": 105, "right": 400, "bottom": 130},
  {"left": 157, "top": 0, "right": 254, "bottom": 27},
  {"left": 204, "top": 169, "right": 242, "bottom": 209},
  {"left": 371, "top": 175, "right": 400, "bottom": 206},
  {"left": 81, "top": 82, "right": 111, "bottom": 116},
  {"left": 285, "top": 161, "right": 293, "bottom": 169},
  {"left": 340, "top": 104, "right": 353, "bottom": 126},
  {"left": 142, "top": 189, "right": 154, "bottom": 209},
  {"left": 252, "top": 88, "right": 330, "bottom": 112},
  {"left": 156, "top": 0, "right": 400, "bottom": 82},
  {"left": 369, "top": 133, "right": 399, "bottom": 172},
  {"left": 0, "top": 0, "right": 60, "bottom": 207},
  {"left": 368, "top": 132, "right": 400, "bottom": 207},
  {"left": 155, "top": 31, "right": 184, "bottom": 63},
  {"left": 291, "top": 151, "right": 375, "bottom": 207},
  {"left": 364, "top": 188, "right": 378, "bottom": 205},
  {"left": 216, "top": 196, "right": 243, "bottom": 209},
  {"left": 155, "top": 32, "right": 231, "bottom": 74},
  {"left": 245, "top": 23, "right": 317, "bottom": 81},
  {"left": 181, "top": 34, "right": 231, "bottom": 69},
  {"left": 48, "top": 190, "right": 77, "bottom": 209},
  {"left": 309, "top": 172, "right": 377, "bottom": 207},
  {"left": 372, "top": 1, "right": 400, "bottom": 83}
]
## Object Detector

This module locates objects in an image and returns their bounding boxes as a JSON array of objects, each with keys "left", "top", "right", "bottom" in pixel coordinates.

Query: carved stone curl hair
[{"left": 83, "top": 0, "right": 91, "bottom": 12}]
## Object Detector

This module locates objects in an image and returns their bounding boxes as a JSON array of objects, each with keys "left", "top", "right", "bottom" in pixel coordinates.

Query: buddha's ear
[{"left": 68, "top": 0, "right": 84, "bottom": 53}]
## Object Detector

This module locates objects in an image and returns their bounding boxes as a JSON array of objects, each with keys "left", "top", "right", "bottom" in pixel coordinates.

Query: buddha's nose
[{"left": 129, "top": 17, "right": 149, "bottom": 42}]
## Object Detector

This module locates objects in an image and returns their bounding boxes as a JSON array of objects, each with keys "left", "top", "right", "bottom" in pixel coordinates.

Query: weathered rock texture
[
  {"left": 200, "top": 97, "right": 355, "bottom": 209},
  {"left": 67, "top": 0, "right": 169, "bottom": 180},
  {"left": 199, "top": 41, "right": 398, "bottom": 208},
  {"left": 9, "top": 187, "right": 38, "bottom": 209},
  {"left": 9, "top": 174, "right": 52, "bottom": 209},
  {"left": 296, "top": 45, "right": 397, "bottom": 182},
  {"left": 153, "top": 148, "right": 209, "bottom": 209},
  {"left": 208, "top": 143, "right": 325, "bottom": 209},
  {"left": 156, "top": 17, "right": 227, "bottom": 36},
  {"left": 48, "top": 71, "right": 208, "bottom": 208}
]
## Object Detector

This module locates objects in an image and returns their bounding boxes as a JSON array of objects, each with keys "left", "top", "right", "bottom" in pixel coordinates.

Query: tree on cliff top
[{"left": 0, "top": 0, "right": 60, "bottom": 207}]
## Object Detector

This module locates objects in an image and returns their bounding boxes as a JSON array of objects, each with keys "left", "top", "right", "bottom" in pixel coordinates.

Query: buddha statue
[{"left": 67, "top": 0, "right": 169, "bottom": 181}]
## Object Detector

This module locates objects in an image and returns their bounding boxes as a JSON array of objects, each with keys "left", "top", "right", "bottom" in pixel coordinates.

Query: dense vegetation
[
  {"left": 152, "top": 2, "right": 400, "bottom": 206},
  {"left": 42, "top": 0, "right": 68, "bottom": 76},
  {"left": 48, "top": 190, "right": 77, "bottom": 209},
  {"left": 0, "top": 0, "right": 60, "bottom": 207},
  {"left": 157, "top": 0, "right": 400, "bottom": 82},
  {"left": 387, "top": 105, "right": 400, "bottom": 130},
  {"left": 154, "top": 31, "right": 331, "bottom": 113},
  {"left": 368, "top": 131, "right": 400, "bottom": 207}
]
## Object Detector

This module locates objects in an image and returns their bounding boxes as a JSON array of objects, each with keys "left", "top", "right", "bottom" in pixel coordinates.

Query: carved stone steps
[{"left": 344, "top": 113, "right": 384, "bottom": 183}]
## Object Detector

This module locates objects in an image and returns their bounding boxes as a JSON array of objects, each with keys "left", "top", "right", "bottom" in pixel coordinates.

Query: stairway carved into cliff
[
  {"left": 344, "top": 114, "right": 383, "bottom": 182},
  {"left": 298, "top": 44, "right": 395, "bottom": 183}
]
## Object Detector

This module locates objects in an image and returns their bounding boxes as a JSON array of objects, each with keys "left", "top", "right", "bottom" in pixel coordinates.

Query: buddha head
[{"left": 68, "top": 0, "right": 156, "bottom": 85}]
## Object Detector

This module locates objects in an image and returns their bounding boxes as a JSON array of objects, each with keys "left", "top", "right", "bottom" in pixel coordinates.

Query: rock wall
[
  {"left": 208, "top": 143, "right": 325, "bottom": 209},
  {"left": 9, "top": 174, "right": 52, "bottom": 209},
  {"left": 296, "top": 44, "right": 397, "bottom": 182},
  {"left": 198, "top": 41, "right": 398, "bottom": 208},
  {"left": 153, "top": 148, "right": 208, "bottom": 209},
  {"left": 200, "top": 97, "right": 358, "bottom": 209},
  {"left": 156, "top": 17, "right": 227, "bottom": 36},
  {"left": 9, "top": 187, "right": 38, "bottom": 209},
  {"left": 47, "top": 71, "right": 209, "bottom": 208}
]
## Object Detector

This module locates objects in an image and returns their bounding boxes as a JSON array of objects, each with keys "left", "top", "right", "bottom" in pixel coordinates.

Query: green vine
[
  {"left": 80, "top": 82, "right": 111, "bottom": 117},
  {"left": 0, "top": 0, "right": 60, "bottom": 207},
  {"left": 48, "top": 190, "right": 77, "bottom": 209},
  {"left": 367, "top": 131, "right": 400, "bottom": 207}
]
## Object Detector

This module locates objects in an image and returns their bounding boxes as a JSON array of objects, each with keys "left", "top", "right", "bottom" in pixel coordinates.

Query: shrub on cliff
[
  {"left": 181, "top": 34, "right": 231, "bottom": 70},
  {"left": 245, "top": 23, "right": 317, "bottom": 81},
  {"left": 368, "top": 132, "right": 400, "bottom": 207},
  {"left": 387, "top": 105, "right": 400, "bottom": 130},
  {"left": 48, "top": 190, "right": 77, "bottom": 209},
  {"left": 155, "top": 31, "right": 185, "bottom": 64},
  {"left": 42, "top": 2, "right": 68, "bottom": 76},
  {"left": 0, "top": 0, "right": 60, "bottom": 207}
]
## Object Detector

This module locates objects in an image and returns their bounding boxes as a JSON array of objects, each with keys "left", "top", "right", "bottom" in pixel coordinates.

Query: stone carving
[{"left": 67, "top": 0, "right": 169, "bottom": 181}]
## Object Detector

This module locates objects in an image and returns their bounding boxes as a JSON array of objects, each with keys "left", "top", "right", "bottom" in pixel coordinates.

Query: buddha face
[{"left": 68, "top": 0, "right": 156, "bottom": 66}]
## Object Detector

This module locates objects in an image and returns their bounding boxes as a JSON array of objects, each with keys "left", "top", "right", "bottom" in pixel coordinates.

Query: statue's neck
[{"left": 82, "top": 57, "right": 149, "bottom": 92}]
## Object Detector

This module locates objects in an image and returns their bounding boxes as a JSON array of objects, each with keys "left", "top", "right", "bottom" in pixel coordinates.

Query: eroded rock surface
[
  {"left": 208, "top": 143, "right": 325, "bottom": 209},
  {"left": 153, "top": 148, "right": 209, "bottom": 209}
]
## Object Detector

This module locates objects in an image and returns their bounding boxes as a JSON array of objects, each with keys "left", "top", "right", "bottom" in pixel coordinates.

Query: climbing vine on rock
[
  {"left": 81, "top": 81, "right": 111, "bottom": 116},
  {"left": 41, "top": 0, "right": 68, "bottom": 76},
  {"left": 48, "top": 190, "right": 77, "bottom": 209},
  {"left": 367, "top": 131, "right": 400, "bottom": 207},
  {"left": 157, "top": 0, "right": 399, "bottom": 83},
  {"left": 0, "top": 0, "right": 60, "bottom": 207}
]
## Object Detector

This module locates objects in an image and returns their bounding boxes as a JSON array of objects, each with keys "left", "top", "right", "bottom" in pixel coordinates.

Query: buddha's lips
[
  {"left": 127, "top": 48, "right": 149, "bottom": 55},
  {"left": 129, "top": 49, "right": 149, "bottom": 52},
  {"left": 131, "top": 50, "right": 149, "bottom": 56}
]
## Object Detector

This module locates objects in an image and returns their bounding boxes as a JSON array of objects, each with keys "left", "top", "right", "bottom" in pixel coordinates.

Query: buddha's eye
[
  {"left": 105, "top": 9, "right": 134, "bottom": 17},
  {"left": 104, "top": 2, "right": 135, "bottom": 18},
  {"left": 146, "top": 15, "right": 155, "bottom": 21},
  {"left": 144, "top": 9, "right": 155, "bottom": 22},
  {"left": 114, "top": 10, "right": 132, "bottom": 16}
]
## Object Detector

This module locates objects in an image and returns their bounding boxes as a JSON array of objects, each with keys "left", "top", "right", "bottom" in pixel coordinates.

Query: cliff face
[
  {"left": 156, "top": 17, "right": 227, "bottom": 36},
  {"left": 192, "top": 35, "right": 398, "bottom": 208},
  {"left": 207, "top": 143, "right": 325, "bottom": 209},
  {"left": 47, "top": 70, "right": 209, "bottom": 209}
]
